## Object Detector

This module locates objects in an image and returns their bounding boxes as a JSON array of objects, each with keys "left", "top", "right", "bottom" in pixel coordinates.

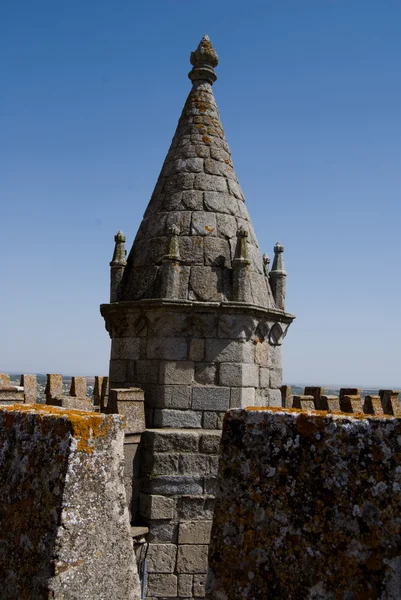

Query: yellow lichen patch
[
  {"left": 0, "top": 404, "right": 115, "bottom": 454},
  {"left": 245, "top": 406, "right": 398, "bottom": 420}
]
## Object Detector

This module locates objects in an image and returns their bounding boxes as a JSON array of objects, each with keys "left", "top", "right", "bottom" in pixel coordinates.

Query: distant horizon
[{"left": 3, "top": 370, "right": 400, "bottom": 391}]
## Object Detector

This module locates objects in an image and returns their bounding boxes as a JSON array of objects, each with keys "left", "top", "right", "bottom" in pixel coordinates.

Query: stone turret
[
  {"left": 101, "top": 35, "right": 294, "bottom": 416},
  {"left": 101, "top": 37, "right": 295, "bottom": 599}
]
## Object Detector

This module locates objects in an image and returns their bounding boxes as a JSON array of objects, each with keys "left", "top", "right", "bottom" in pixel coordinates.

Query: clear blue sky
[{"left": 1, "top": 0, "right": 400, "bottom": 387}]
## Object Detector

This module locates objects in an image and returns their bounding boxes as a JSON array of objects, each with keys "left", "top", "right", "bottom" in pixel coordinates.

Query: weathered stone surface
[
  {"left": 178, "top": 521, "right": 213, "bottom": 544},
  {"left": 147, "top": 337, "right": 188, "bottom": 361},
  {"left": 208, "top": 407, "right": 401, "bottom": 599},
  {"left": 0, "top": 373, "right": 10, "bottom": 385},
  {"left": 178, "top": 573, "right": 193, "bottom": 597},
  {"left": 177, "top": 545, "right": 209, "bottom": 573},
  {"left": 108, "top": 388, "right": 145, "bottom": 434},
  {"left": 219, "top": 362, "right": 259, "bottom": 387},
  {"left": 204, "top": 237, "right": 231, "bottom": 267},
  {"left": 205, "top": 339, "right": 254, "bottom": 363},
  {"left": 0, "top": 404, "right": 140, "bottom": 600},
  {"left": 147, "top": 573, "right": 177, "bottom": 597},
  {"left": 146, "top": 544, "right": 177, "bottom": 573},
  {"left": 153, "top": 409, "right": 202, "bottom": 429},
  {"left": 230, "top": 386, "right": 256, "bottom": 408},
  {"left": 189, "top": 267, "right": 223, "bottom": 302},
  {"left": 195, "top": 362, "right": 217, "bottom": 385},
  {"left": 139, "top": 494, "right": 175, "bottom": 520},
  {"left": 191, "top": 211, "right": 217, "bottom": 236},
  {"left": 142, "top": 429, "right": 200, "bottom": 453},
  {"left": 20, "top": 374, "right": 37, "bottom": 404},
  {"left": 192, "top": 386, "right": 230, "bottom": 411},
  {"left": 141, "top": 475, "right": 203, "bottom": 496},
  {"left": 159, "top": 361, "right": 194, "bottom": 385},
  {"left": 70, "top": 376, "right": 87, "bottom": 398}
]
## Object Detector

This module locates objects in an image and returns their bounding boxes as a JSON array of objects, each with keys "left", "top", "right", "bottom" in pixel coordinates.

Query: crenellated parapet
[
  {"left": 281, "top": 384, "right": 401, "bottom": 416},
  {"left": 0, "top": 373, "right": 37, "bottom": 405}
]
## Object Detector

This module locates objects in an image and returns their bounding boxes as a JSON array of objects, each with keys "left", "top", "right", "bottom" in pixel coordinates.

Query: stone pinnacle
[{"left": 188, "top": 35, "right": 219, "bottom": 85}]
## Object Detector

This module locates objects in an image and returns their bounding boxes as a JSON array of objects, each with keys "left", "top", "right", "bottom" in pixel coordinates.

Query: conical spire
[{"left": 120, "top": 36, "right": 275, "bottom": 309}]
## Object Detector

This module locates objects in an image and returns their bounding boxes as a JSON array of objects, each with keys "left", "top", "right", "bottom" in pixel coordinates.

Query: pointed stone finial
[
  {"left": 233, "top": 227, "right": 252, "bottom": 303},
  {"left": 188, "top": 35, "right": 218, "bottom": 85},
  {"left": 110, "top": 230, "right": 127, "bottom": 302},
  {"left": 110, "top": 230, "right": 127, "bottom": 267},
  {"left": 234, "top": 227, "right": 251, "bottom": 264},
  {"left": 163, "top": 225, "right": 181, "bottom": 262},
  {"left": 161, "top": 225, "right": 182, "bottom": 299},
  {"left": 262, "top": 253, "right": 270, "bottom": 278},
  {"left": 270, "top": 242, "right": 287, "bottom": 310}
]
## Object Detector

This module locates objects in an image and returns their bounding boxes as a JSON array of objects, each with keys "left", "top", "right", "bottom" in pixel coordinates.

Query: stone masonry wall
[
  {"left": 139, "top": 428, "right": 221, "bottom": 599},
  {"left": 0, "top": 404, "right": 140, "bottom": 600},
  {"left": 208, "top": 407, "right": 401, "bottom": 599},
  {"left": 107, "top": 305, "right": 287, "bottom": 430}
]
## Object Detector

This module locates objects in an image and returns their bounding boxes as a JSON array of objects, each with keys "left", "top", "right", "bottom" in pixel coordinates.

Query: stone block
[
  {"left": 147, "top": 521, "right": 178, "bottom": 544},
  {"left": 195, "top": 363, "right": 217, "bottom": 385},
  {"left": 216, "top": 213, "right": 237, "bottom": 239},
  {"left": 205, "top": 339, "right": 254, "bottom": 364},
  {"left": 178, "top": 496, "right": 215, "bottom": 521},
  {"left": 270, "top": 345, "right": 282, "bottom": 369},
  {"left": 0, "top": 388, "right": 24, "bottom": 403},
  {"left": 269, "top": 368, "right": 282, "bottom": 389},
  {"left": 255, "top": 388, "right": 282, "bottom": 407},
  {"left": 45, "top": 374, "right": 62, "bottom": 401},
  {"left": 191, "top": 211, "right": 217, "bottom": 236},
  {"left": 0, "top": 405, "right": 140, "bottom": 599},
  {"left": 319, "top": 395, "right": 341, "bottom": 411},
  {"left": 254, "top": 340, "right": 269, "bottom": 366},
  {"left": 49, "top": 396, "right": 93, "bottom": 411},
  {"left": 204, "top": 191, "right": 238, "bottom": 215},
  {"left": 199, "top": 432, "right": 221, "bottom": 454},
  {"left": 111, "top": 337, "right": 141, "bottom": 360},
  {"left": 20, "top": 374, "right": 37, "bottom": 404},
  {"left": 194, "top": 173, "right": 227, "bottom": 192},
  {"left": 203, "top": 411, "right": 217, "bottom": 429},
  {"left": 281, "top": 385, "right": 291, "bottom": 408},
  {"left": 141, "top": 475, "right": 203, "bottom": 496},
  {"left": 176, "top": 545, "right": 209, "bottom": 574},
  {"left": 134, "top": 360, "right": 159, "bottom": 384},
  {"left": 178, "top": 521, "right": 213, "bottom": 545},
  {"left": 219, "top": 363, "right": 259, "bottom": 387},
  {"left": 292, "top": 395, "right": 315, "bottom": 410},
  {"left": 139, "top": 494, "right": 175, "bottom": 520},
  {"left": 193, "top": 573, "right": 207, "bottom": 597},
  {"left": 109, "top": 360, "right": 128, "bottom": 384},
  {"left": 204, "top": 477, "right": 218, "bottom": 494},
  {"left": 340, "top": 394, "right": 363, "bottom": 413},
  {"left": 178, "top": 236, "right": 204, "bottom": 264},
  {"left": 166, "top": 210, "right": 192, "bottom": 235},
  {"left": 142, "top": 429, "right": 200, "bottom": 453},
  {"left": 189, "top": 338, "right": 205, "bottom": 362},
  {"left": 146, "top": 544, "right": 177, "bottom": 573},
  {"left": 192, "top": 386, "right": 230, "bottom": 411},
  {"left": 218, "top": 314, "right": 258, "bottom": 341},
  {"left": 189, "top": 267, "right": 223, "bottom": 302},
  {"left": 339, "top": 388, "right": 361, "bottom": 403},
  {"left": 230, "top": 387, "right": 255, "bottom": 408},
  {"left": 0, "top": 373, "right": 10, "bottom": 386},
  {"left": 147, "top": 337, "right": 188, "bottom": 361},
  {"left": 147, "top": 573, "right": 177, "bottom": 597},
  {"left": 153, "top": 409, "right": 202, "bottom": 429},
  {"left": 108, "top": 389, "right": 145, "bottom": 434},
  {"left": 364, "top": 395, "right": 383, "bottom": 415},
  {"left": 150, "top": 385, "right": 191, "bottom": 409},
  {"left": 159, "top": 361, "right": 194, "bottom": 385},
  {"left": 178, "top": 574, "right": 193, "bottom": 597},
  {"left": 204, "top": 237, "right": 231, "bottom": 267},
  {"left": 142, "top": 451, "right": 179, "bottom": 476},
  {"left": 304, "top": 386, "right": 324, "bottom": 408},
  {"left": 179, "top": 453, "right": 210, "bottom": 476},
  {"left": 259, "top": 367, "right": 269, "bottom": 388}
]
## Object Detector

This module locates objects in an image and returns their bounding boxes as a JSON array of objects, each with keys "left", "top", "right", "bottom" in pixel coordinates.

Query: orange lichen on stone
[{"left": 1, "top": 404, "right": 117, "bottom": 454}]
